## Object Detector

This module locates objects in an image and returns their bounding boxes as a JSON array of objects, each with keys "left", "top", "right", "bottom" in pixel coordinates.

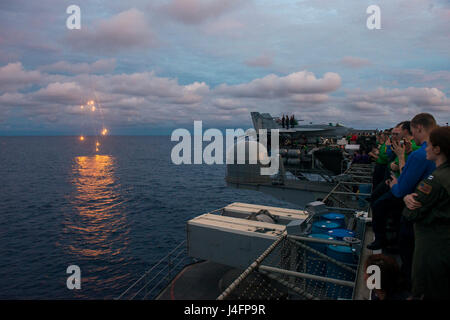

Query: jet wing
[{"left": 280, "top": 128, "right": 326, "bottom": 133}]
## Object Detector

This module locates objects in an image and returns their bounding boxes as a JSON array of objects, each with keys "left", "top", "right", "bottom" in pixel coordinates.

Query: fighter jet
[{"left": 251, "top": 112, "right": 356, "bottom": 139}]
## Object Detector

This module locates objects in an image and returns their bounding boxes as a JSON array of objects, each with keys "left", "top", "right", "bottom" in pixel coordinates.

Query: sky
[{"left": 0, "top": 0, "right": 449, "bottom": 135}]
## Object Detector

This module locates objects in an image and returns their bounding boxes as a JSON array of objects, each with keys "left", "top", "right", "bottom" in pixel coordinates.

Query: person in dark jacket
[
  {"left": 402, "top": 126, "right": 450, "bottom": 299},
  {"left": 370, "top": 133, "right": 389, "bottom": 188},
  {"left": 364, "top": 254, "right": 409, "bottom": 300},
  {"left": 281, "top": 115, "right": 285, "bottom": 128}
]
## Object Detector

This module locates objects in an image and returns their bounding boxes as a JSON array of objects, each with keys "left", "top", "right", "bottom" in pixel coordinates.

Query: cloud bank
[
  {"left": 1, "top": 61, "right": 448, "bottom": 132},
  {"left": 64, "top": 8, "right": 158, "bottom": 53}
]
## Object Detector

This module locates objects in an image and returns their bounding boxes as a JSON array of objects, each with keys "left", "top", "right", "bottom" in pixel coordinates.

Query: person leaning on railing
[{"left": 402, "top": 126, "right": 450, "bottom": 300}]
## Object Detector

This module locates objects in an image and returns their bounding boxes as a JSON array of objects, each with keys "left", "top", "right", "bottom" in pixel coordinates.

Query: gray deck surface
[{"left": 354, "top": 224, "right": 374, "bottom": 300}]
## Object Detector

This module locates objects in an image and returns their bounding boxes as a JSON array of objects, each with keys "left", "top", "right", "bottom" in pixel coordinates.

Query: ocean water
[{"left": 0, "top": 136, "right": 298, "bottom": 299}]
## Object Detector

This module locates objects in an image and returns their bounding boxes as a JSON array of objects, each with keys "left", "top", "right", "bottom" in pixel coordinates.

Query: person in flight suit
[{"left": 402, "top": 126, "right": 450, "bottom": 299}]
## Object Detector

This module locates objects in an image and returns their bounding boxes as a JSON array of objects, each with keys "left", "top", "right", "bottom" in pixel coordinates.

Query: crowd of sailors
[
  {"left": 357, "top": 113, "right": 449, "bottom": 300},
  {"left": 349, "top": 133, "right": 377, "bottom": 164}
]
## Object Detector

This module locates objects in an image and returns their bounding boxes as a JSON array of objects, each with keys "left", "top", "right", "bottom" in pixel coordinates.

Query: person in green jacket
[
  {"left": 377, "top": 143, "right": 389, "bottom": 163},
  {"left": 402, "top": 126, "right": 450, "bottom": 299},
  {"left": 369, "top": 133, "right": 389, "bottom": 187}
]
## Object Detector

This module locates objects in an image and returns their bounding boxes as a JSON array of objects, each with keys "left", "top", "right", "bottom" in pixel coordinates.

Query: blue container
[
  {"left": 307, "top": 234, "right": 335, "bottom": 253},
  {"left": 325, "top": 245, "right": 356, "bottom": 299},
  {"left": 305, "top": 234, "right": 335, "bottom": 290},
  {"left": 311, "top": 221, "right": 340, "bottom": 234},
  {"left": 321, "top": 212, "right": 346, "bottom": 228},
  {"left": 327, "top": 228, "right": 356, "bottom": 240}
]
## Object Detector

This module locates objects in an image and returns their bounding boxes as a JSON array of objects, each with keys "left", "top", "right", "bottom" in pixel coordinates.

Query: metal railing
[
  {"left": 217, "top": 232, "right": 362, "bottom": 300},
  {"left": 322, "top": 163, "right": 374, "bottom": 211},
  {"left": 116, "top": 240, "right": 192, "bottom": 300},
  {"left": 217, "top": 162, "right": 373, "bottom": 300},
  {"left": 117, "top": 207, "right": 225, "bottom": 300},
  {"left": 217, "top": 233, "right": 288, "bottom": 300}
]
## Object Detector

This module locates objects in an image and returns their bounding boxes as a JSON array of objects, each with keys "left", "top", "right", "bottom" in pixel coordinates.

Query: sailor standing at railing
[
  {"left": 368, "top": 113, "right": 437, "bottom": 291},
  {"left": 402, "top": 126, "right": 450, "bottom": 300}
]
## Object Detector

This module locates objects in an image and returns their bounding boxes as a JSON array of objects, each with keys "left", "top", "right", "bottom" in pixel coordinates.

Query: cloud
[
  {"left": 244, "top": 53, "right": 274, "bottom": 68},
  {"left": 347, "top": 87, "right": 450, "bottom": 110},
  {"left": 0, "top": 62, "right": 42, "bottom": 92},
  {"left": 215, "top": 70, "right": 341, "bottom": 98},
  {"left": 1, "top": 61, "right": 449, "bottom": 132},
  {"left": 174, "top": 81, "right": 209, "bottom": 104},
  {"left": 0, "top": 92, "right": 35, "bottom": 107},
  {"left": 0, "top": 64, "right": 215, "bottom": 127},
  {"left": 103, "top": 72, "right": 209, "bottom": 104},
  {"left": 32, "top": 82, "right": 85, "bottom": 104},
  {"left": 212, "top": 98, "right": 242, "bottom": 110},
  {"left": 105, "top": 72, "right": 178, "bottom": 97},
  {"left": 202, "top": 18, "right": 245, "bottom": 37},
  {"left": 289, "top": 93, "right": 329, "bottom": 104},
  {"left": 341, "top": 86, "right": 450, "bottom": 127},
  {"left": 40, "top": 59, "right": 116, "bottom": 74},
  {"left": 64, "top": 8, "right": 157, "bottom": 53},
  {"left": 393, "top": 69, "right": 450, "bottom": 89},
  {"left": 340, "top": 56, "right": 372, "bottom": 69},
  {"left": 161, "top": 0, "right": 244, "bottom": 24}
]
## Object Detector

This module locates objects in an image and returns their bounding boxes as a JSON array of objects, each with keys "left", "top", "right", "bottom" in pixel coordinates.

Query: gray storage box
[{"left": 187, "top": 213, "right": 285, "bottom": 269}]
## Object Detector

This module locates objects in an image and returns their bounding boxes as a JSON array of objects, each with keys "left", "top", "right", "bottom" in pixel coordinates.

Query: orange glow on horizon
[{"left": 79, "top": 136, "right": 85, "bottom": 141}]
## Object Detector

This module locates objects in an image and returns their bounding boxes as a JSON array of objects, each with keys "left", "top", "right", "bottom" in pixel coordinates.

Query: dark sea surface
[{"left": 0, "top": 136, "right": 298, "bottom": 299}]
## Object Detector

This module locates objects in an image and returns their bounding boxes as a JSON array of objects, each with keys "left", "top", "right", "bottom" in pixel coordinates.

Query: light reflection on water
[
  {"left": 63, "top": 155, "right": 130, "bottom": 297},
  {"left": 0, "top": 136, "right": 300, "bottom": 299}
]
